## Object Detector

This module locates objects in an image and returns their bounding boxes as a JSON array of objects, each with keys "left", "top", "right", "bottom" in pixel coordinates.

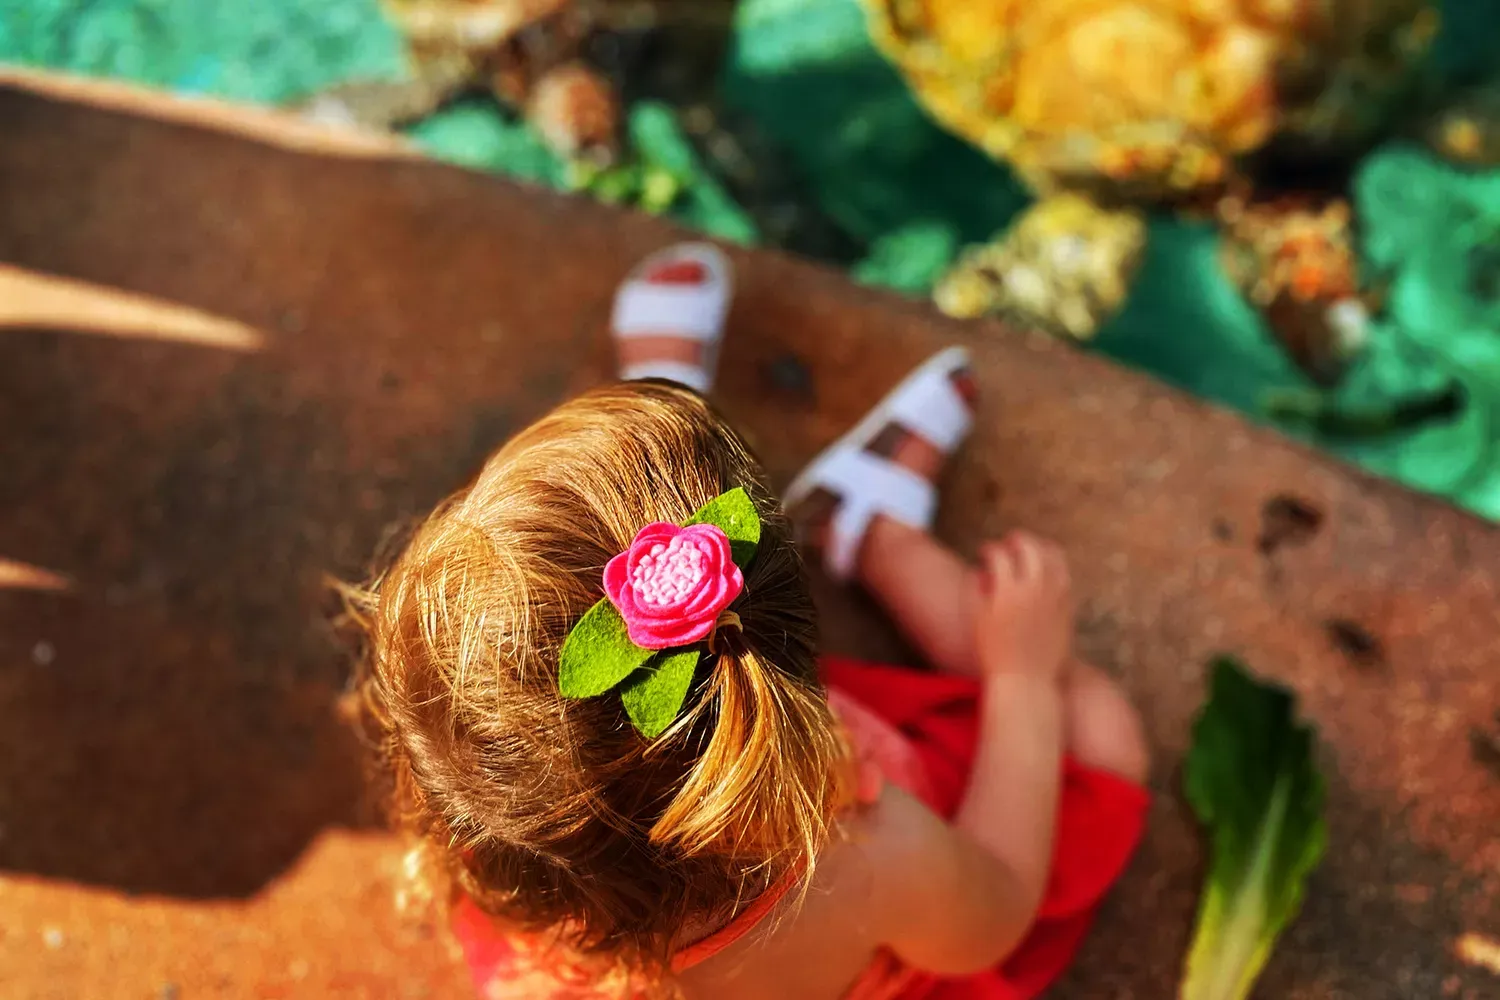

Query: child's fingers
[
  {"left": 1003, "top": 531, "right": 1041, "bottom": 582},
  {"left": 981, "top": 540, "right": 1017, "bottom": 588},
  {"left": 1023, "top": 535, "right": 1066, "bottom": 592},
  {"left": 972, "top": 554, "right": 1007, "bottom": 657}
]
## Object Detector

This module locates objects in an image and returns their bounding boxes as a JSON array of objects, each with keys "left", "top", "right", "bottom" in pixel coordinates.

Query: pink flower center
[{"left": 629, "top": 535, "right": 707, "bottom": 607}]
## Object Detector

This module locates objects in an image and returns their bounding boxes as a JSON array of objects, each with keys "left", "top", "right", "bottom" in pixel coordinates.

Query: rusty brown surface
[{"left": 1, "top": 82, "right": 1497, "bottom": 999}]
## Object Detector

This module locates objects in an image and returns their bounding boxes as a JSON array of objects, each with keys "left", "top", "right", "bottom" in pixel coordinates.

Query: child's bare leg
[
  {"left": 857, "top": 517, "right": 1150, "bottom": 783},
  {"left": 785, "top": 348, "right": 1148, "bottom": 782},
  {"left": 1062, "top": 661, "right": 1150, "bottom": 783},
  {"left": 856, "top": 515, "right": 981, "bottom": 676}
]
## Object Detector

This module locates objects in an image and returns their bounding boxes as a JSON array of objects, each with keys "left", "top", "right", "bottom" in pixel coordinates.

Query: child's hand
[{"left": 973, "top": 531, "right": 1074, "bottom": 682}]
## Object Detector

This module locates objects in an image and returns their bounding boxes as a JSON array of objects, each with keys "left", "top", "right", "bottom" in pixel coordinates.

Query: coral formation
[
  {"left": 857, "top": 0, "right": 1443, "bottom": 375},
  {"left": 860, "top": 0, "right": 1439, "bottom": 201},
  {"left": 935, "top": 194, "right": 1146, "bottom": 340},
  {"left": 303, "top": 0, "right": 619, "bottom": 161},
  {"left": 1218, "top": 196, "right": 1369, "bottom": 385}
]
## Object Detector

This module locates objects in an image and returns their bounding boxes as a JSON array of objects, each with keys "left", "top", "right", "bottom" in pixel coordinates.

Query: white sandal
[
  {"left": 784, "top": 347, "right": 976, "bottom": 580},
  {"left": 611, "top": 242, "right": 733, "bottom": 394}
]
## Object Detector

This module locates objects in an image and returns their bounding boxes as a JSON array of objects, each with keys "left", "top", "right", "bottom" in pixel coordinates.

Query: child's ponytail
[{"left": 651, "top": 640, "right": 847, "bottom": 868}]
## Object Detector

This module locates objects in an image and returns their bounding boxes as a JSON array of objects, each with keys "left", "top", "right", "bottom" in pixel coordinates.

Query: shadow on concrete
[
  {"left": 0, "top": 85, "right": 593, "bottom": 898},
  {"left": 0, "top": 325, "right": 386, "bottom": 898},
  {"left": 0, "top": 249, "right": 549, "bottom": 898},
  {"left": 0, "top": 588, "right": 370, "bottom": 899}
]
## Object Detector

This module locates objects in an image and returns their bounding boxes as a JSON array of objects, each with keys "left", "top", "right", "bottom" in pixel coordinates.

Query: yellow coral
[
  {"left": 935, "top": 193, "right": 1147, "bottom": 339},
  {"left": 863, "top": 0, "right": 1436, "bottom": 199}
]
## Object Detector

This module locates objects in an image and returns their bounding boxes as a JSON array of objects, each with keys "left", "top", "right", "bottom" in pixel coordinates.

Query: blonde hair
[{"left": 348, "top": 381, "right": 849, "bottom": 976}]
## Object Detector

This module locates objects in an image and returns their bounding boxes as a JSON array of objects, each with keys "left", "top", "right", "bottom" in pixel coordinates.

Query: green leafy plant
[
  {"left": 408, "top": 98, "right": 758, "bottom": 244},
  {"left": 565, "top": 158, "right": 686, "bottom": 214},
  {"left": 1181, "top": 657, "right": 1328, "bottom": 1000}
]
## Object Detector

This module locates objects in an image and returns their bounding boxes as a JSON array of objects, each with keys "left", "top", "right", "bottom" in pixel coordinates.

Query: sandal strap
[
  {"left": 611, "top": 244, "right": 731, "bottom": 341},
  {"left": 886, "top": 366, "right": 972, "bottom": 453},
  {"left": 821, "top": 450, "right": 935, "bottom": 580},
  {"left": 611, "top": 282, "right": 727, "bottom": 340}
]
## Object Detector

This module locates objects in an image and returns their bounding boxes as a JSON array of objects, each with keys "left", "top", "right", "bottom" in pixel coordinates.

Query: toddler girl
[{"left": 352, "top": 244, "right": 1150, "bottom": 1000}]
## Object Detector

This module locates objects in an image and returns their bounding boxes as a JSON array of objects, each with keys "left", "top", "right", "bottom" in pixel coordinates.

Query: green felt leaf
[
  {"left": 1180, "top": 658, "right": 1328, "bottom": 1000},
  {"left": 687, "top": 487, "right": 761, "bottom": 567},
  {"left": 557, "top": 598, "right": 653, "bottom": 699},
  {"left": 620, "top": 648, "right": 700, "bottom": 738}
]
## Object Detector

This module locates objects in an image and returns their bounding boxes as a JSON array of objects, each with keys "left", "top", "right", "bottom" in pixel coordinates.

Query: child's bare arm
[
  {"left": 874, "top": 533, "right": 1071, "bottom": 973},
  {"left": 951, "top": 671, "right": 1063, "bottom": 913},
  {"left": 863, "top": 784, "right": 1040, "bottom": 975},
  {"left": 956, "top": 534, "right": 1069, "bottom": 899}
]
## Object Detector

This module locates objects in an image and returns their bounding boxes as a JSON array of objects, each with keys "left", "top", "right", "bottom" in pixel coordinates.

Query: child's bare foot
[
  {"left": 784, "top": 347, "right": 978, "bottom": 580},
  {"left": 611, "top": 242, "right": 732, "bottom": 394}
]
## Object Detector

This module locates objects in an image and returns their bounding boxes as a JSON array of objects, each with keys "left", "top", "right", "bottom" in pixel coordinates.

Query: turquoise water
[
  {"left": 0, "top": 0, "right": 756, "bottom": 242},
  {"left": 0, "top": 1, "right": 408, "bottom": 101}
]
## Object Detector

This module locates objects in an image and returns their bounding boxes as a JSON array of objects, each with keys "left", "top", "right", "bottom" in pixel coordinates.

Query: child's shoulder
[
  {"left": 674, "top": 790, "right": 913, "bottom": 1000},
  {"left": 678, "top": 781, "right": 1009, "bottom": 1000}
]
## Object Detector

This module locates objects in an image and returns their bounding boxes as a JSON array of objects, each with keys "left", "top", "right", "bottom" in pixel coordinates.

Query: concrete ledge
[{"left": 1, "top": 79, "right": 1497, "bottom": 997}]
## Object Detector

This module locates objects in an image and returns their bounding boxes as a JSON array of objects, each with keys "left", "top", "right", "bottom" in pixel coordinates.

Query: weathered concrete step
[{"left": 0, "top": 78, "right": 1496, "bottom": 999}]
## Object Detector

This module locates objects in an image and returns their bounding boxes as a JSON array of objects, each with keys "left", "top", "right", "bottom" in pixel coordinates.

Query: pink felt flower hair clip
[
  {"left": 604, "top": 522, "right": 744, "bottom": 649},
  {"left": 557, "top": 488, "right": 761, "bottom": 737}
]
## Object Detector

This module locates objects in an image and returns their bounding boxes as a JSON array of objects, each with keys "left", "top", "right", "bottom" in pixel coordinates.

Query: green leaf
[
  {"left": 628, "top": 102, "right": 759, "bottom": 245},
  {"left": 620, "top": 648, "right": 701, "bottom": 738},
  {"left": 557, "top": 598, "right": 653, "bottom": 699},
  {"left": 407, "top": 99, "right": 567, "bottom": 186},
  {"left": 686, "top": 487, "right": 761, "bottom": 567},
  {"left": 851, "top": 220, "right": 962, "bottom": 295},
  {"left": 1181, "top": 658, "right": 1328, "bottom": 1000}
]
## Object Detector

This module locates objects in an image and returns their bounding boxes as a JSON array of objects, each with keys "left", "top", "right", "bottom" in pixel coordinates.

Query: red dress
[
  {"left": 816, "top": 657, "right": 1150, "bottom": 1000},
  {"left": 452, "top": 657, "right": 1150, "bottom": 1000}
]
